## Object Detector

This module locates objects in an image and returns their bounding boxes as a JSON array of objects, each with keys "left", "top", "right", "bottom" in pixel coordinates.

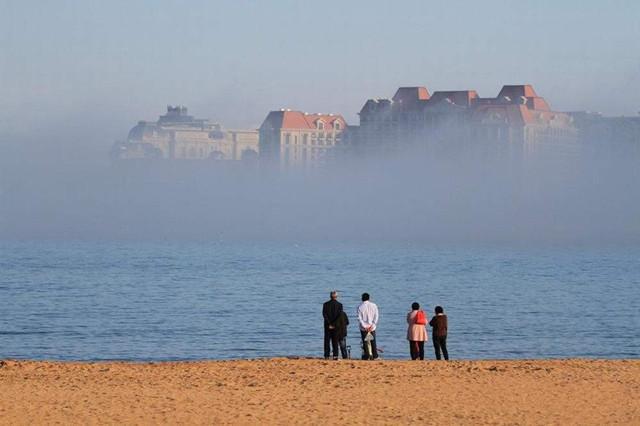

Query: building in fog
[
  {"left": 350, "top": 84, "right": 577, "bottom": 158},
  {"left": 568, "top": 111, "right": 640, "bottom": 154},
  {"left": 112, "top": 106, "right": 259, "bottom": 161},
  {"left": 259, "top": 109, "right": 347, "bottom": 169},
  {"left": 471, "top": 85, "right": 576, "bottom": 157}
]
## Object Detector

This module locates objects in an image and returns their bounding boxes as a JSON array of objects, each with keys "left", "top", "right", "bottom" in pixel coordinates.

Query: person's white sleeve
[
  {"left": 357, "top": 306, "right": 367, "bottom": 329},
  {"left": 373, "top": 305, "right": 379, "bottom": 326}
]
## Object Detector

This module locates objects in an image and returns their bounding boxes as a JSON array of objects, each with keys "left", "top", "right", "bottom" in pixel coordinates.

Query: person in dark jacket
[
  {"left": 334, "top": 311, "right": 350, "bottom": 359},
  {"left": 322, "top": 291, "right": 343, "bottom": 360},
  {"left": 429, "top": 305, "right": 449, "bottom": 360}
]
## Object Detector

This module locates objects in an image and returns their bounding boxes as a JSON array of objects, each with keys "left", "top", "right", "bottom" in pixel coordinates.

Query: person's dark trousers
[
  {"left": 324, "top": 327, "right": 339, "bottom": 359},
  {"left": 360, "top": 330, "right": 378, "bottom": 360},
  {"left": 409, "top": 341, "right": 425, "bottom": 360},
  {"left": 339, "top": 338, "right": 348, "bottom": 359},
  {"left": 433, "top": 335, "right": 449, "bottom": 360}
]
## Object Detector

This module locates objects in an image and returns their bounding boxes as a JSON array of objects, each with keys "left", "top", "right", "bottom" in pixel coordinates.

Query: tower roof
[
  {"left": 428, "top": 90, "right": 479, "bottom": 107},
  {"left": 497, "top": 85, "right": 538, "bottom": 99},
  {"left": 392, "top": 87, "right": 430, "bottom": 105}
]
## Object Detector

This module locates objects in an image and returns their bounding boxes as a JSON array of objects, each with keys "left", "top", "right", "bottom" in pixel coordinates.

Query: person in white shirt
[{"left": 356, "top": 292, "right": 379, "bottom": 360}]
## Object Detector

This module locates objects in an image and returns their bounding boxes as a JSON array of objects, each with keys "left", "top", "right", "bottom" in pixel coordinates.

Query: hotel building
[
  {"left": 259, "top": 109, "right": 347, "bottom": 169},
  {"left": 112, "top": 106, "right": 259, "bottom": 161},
  {"left": 351, "top": 84, "right": 577, "bottom": 158}
]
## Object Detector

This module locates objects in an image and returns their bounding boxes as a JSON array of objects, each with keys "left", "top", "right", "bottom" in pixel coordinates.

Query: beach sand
[{"left": 0, "top": 358, "right": 638, "bottom": 425}]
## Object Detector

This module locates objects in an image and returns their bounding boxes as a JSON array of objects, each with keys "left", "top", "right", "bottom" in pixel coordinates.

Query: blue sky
[{"left": 2, "top": 0, "right": 639, "bottom": 131}]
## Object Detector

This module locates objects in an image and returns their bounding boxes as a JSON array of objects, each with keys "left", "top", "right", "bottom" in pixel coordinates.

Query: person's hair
[
  {"left": 330, "top": 291, "right": 338, "bottom": 299},
  {"left": 411, "top": 302, "right": 420, "bottom": 310},
  {"left": 361, "top": 292, "right": 370, "bottom": 301},
  {"left": 435, "top": 305, "right": 444, "bottom": 314}
]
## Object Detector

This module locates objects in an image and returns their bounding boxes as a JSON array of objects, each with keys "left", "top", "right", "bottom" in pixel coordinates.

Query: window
[
  {"left": 284, "top": 133, "right": 291, "bottom": 145},
  {"left": 316, "top": 120, "right": 324, "bottom": 130},
  {"left": 334, "top": 121, "right": 341, "bottom": 130},
  {"left": 302, "top": 134, "right": 308, "bottom": 145}
]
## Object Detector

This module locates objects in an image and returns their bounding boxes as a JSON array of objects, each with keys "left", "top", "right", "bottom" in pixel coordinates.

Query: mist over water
[
  {"left": 2, "top": 117, "right": 638, "bottom": 361},
  {"left": 1, "top": 121, "right": 639, "bottom": 244}
]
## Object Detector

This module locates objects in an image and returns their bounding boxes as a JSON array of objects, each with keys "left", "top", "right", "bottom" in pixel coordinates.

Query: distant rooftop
[
  {"left": 158, "top": 105, "right": 195, "bottom": 124},
  {"left": 260, "top": 110, "right": 346, "bottom": 130}
]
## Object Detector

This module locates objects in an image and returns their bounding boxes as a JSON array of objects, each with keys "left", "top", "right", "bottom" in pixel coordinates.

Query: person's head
[
  {"left": 411, "top": 302, "right": 420, "bottom": 310},
  {"left": 361, "top": 292, "right": 370, "bottom": 302},
  {"left": 435, "top": 305, "right": 444, "bottom": 314},
  {"left": 330, "top": 291, "right": 338, "bottom": 300}
]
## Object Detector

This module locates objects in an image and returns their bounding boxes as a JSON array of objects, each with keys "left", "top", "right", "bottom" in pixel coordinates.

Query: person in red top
[
  {"left": 429, "top": 305, "right": 449, "bottom": 360},
  {"left": 406, "top": 302, "right": 428, "bottom": 360}
]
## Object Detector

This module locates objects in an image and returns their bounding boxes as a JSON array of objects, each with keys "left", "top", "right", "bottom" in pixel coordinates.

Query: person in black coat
[
  {"left": 429, "top": 305, "right": 449, "bottom": 360},
  {"left": 335, "top": 311, "right": 350, "bottom": 359},
  {"left": 322, "top": 291, "right": 343, "bottom": 360}
]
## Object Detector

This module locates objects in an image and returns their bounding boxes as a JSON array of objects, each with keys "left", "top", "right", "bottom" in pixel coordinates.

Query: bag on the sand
[{"left": 415, "top": 310, "right": 426, "bottom": 325}]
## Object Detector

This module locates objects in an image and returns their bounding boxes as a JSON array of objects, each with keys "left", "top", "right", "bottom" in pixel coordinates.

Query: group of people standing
[{"left": 322, "top": 291, "right": 449, "bottom": 361}]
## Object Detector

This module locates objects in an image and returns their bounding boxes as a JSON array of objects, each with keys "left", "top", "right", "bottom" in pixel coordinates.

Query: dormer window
[
  {"left": 333, "top": 121, "right": 341, "bottom": 130},
  {"left": 316, "top": 120, "right": 324, "bottom": 130}
]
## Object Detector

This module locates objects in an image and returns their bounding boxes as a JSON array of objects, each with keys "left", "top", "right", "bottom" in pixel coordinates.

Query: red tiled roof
[
  {"left": 498, "top": 85, "right": 538, "bottom": 99},
  {"left": 471, "top": 104, "right": 572, "bottom": 127},
  {"left": 528, "top": 97, "right": 550, "bottom": 111},
  {"left": 261, "top": 110, "right": 346, "bottom": 130},
  {"left": 471, "top": 104, "right": 533, "bottom": 126},
  {"left": 392, "top": 87, "right": 430, "bottom": 104},
  {"left": 494, "top": 85, "right": 551, "bottom": 111}
]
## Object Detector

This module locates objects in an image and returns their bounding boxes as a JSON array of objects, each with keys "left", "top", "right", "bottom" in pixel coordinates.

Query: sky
[
  {"left": 1, "top": 0, "right": 639, "bottom": 136},
  {"left": 1, "top": 1, "right": 639, "bottom": 243}
]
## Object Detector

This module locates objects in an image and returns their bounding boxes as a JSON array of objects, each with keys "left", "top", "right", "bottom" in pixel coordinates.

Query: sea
[{"left": 1, "top": 240, "right": 638, "bottom": 361}]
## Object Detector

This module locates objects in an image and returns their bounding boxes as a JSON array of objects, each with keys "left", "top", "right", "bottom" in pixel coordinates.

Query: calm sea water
[{"left": 1, "top": 241, "right": 638, "bottom": 360}]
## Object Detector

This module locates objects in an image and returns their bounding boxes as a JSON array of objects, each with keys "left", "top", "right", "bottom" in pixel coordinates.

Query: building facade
[
  {"left": 259, "top": 110, "right": 347, "bottom": 169},
  {"left": 112, "top": 106, "right": 259, "bottom": 161},
  {"left": 350, "top": 84, "right": 577, "bottom": 159}
]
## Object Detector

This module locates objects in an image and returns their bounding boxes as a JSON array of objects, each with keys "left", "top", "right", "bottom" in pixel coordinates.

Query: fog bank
[{"left": 1, "top": 124, "right": 638, "bottom": 245}]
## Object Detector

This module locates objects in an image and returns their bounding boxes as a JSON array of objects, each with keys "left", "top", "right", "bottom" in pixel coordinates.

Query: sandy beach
[{"left": 0, "top": 358, "right": 638, "bottom": 425}]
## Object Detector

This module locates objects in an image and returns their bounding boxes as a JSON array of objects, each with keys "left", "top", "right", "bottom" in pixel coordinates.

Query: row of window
[
  {"left": 316, "top": 121, "right": 342, "bottom": 130},
  {"left": 178, "top": 146, "right": 227, "bottom": 159},
  {"left": 282, "top": 148, "right": 327, "bottom": 163},
  {"left": 282, "top": 133, "right": 341, "bottom": 146}
]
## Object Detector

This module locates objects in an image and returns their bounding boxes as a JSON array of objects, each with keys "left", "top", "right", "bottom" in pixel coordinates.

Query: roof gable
[
  {"left": 261, "top": 110, "right": 346, "bottom": 130},
  {"left": 392, "top": 87, "right": 431, "bottom": 104},
  {"left": 498, "top": 85, "right": 538, "bottom": 99},
  {"left": 429, "top": 90, "right": 479, "bottom": 107}
]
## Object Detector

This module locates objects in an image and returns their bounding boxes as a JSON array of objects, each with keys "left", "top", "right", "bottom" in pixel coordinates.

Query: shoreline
[
  {"left": 0, "top": 355, "right": 637, "bottom": 363},
  {"left": 1, "top": 358, "right": 638, "bottom": 424}
]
